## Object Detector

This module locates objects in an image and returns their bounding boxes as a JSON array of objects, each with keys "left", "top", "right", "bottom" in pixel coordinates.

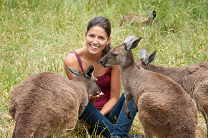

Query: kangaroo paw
[
  {"left": 134, "top": 103, "right": 138, "bottom": 112},
  {"left": 127, "top": 111, "right": 132, "bottom": 119}
]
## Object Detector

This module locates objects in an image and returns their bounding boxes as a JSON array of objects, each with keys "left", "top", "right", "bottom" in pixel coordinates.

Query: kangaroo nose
[{"left": 100, "top": 60, "right": 104, "bottom": 66}]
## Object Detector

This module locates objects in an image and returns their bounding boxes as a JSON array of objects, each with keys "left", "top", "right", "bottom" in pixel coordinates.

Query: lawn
[{"left": 0, "top": 0, "right": 208, "bottom": 137}]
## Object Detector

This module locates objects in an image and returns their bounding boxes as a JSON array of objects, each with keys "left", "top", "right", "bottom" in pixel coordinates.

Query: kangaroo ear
[
  {"left": 149, "top": 50, "right": 157, "bottom": 63},
  {"left": 143, "top": 50, "right": 157, "bottom": 66},
  {"left": 139, "top": 48, "right": 148, "bottom": 59},
  {"left": 129, "top": 37, "right": 142, "bottom": 51},
  {"left": 152, "top": 10, "right": 156, "bottom": 19},
  {"left": 149, "top": 9, "right": 152, "bottom": 17},
  {"left": 124, "top": 35, "right": 135, "bottom": 51},
  {"left": 85, "top": 65, "right": 95, "bottom": 78},
  {"left": 65, "top": 65, "right": 80, "bottom": 77},
  {"left": 124, "top": 34, "right": 135, "bottom": 44},
  {"left": 124, "top": 35, "right": 142, "bottom": 52}
]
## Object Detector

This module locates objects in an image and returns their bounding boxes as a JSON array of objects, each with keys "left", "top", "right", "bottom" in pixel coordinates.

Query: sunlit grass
[{"left": 1, "top": 0, "right": 208, "bottom": 137}]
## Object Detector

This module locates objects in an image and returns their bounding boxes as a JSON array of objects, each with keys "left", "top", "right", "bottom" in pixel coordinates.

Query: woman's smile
[{"left": 90, "top": 44, "right": 100, "bottom": 50}]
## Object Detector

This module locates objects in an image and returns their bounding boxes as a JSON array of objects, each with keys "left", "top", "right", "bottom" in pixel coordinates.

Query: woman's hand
[
  {"left": 89, "top": 92, "right": 104, "bottom": 105},
  {"left": 89, "top": 92, "right": 104, "bottom": 100}
]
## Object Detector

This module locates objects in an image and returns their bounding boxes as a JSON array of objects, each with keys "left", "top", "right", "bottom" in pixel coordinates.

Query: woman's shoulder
[
  {"left": 64, "top": 49, "right": 83, "bottom": 70},
  {"left": 64, "top": 52, "right": 77, "bottom": 64}
]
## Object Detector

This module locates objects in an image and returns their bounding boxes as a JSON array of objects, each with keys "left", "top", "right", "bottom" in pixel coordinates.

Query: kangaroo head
[
  {"left": 65, "top": 65, "right": 101, "bottom": 96},
  {"left": 149, "top": 9, "right": 156, "bottom": 20},
  {"left": 100, "top": 35, "right": 142, "bottom": 68}
]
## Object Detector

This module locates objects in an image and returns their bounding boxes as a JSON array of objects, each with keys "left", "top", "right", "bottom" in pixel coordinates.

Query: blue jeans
[{"left": 79, "top": 93, "right": 137, "bottom": 138}]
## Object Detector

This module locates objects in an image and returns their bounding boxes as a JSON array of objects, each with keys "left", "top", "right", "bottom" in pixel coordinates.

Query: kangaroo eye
[{"left": 112, "top": 53, "right": 118, "bottom": 57}]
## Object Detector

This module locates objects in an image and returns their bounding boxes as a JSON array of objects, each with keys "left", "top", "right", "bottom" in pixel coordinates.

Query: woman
[{"left": 64, "top": 16, "right": 142, "bottom": 138}]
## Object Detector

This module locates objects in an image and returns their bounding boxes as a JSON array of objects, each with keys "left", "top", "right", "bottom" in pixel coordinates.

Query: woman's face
[{"left": 85, "top": 25, "right": 111, "bottom": 55}]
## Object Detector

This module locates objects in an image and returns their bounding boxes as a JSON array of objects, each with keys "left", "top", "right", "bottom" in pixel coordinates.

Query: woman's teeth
[{"left": 91, "top": 45, "right": 99, "bottom": 49}]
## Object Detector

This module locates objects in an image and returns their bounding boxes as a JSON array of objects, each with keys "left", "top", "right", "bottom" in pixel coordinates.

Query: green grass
[{"left": 0, "top": 0, "right": 208, "bottom": 137}]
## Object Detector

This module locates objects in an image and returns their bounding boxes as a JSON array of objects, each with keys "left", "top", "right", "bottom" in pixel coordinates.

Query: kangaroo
[
  {"left": 99, "top": 35, "right": 197, "bottom": 138},
  {"left": 119, "top": 9, "right": 157, "bottom": 26},
  {"left": 137, "top": 47, "right": 208, "bottom": 137},
  {"left": 9, "top": 65, "right": 101, "bottom": 138}
]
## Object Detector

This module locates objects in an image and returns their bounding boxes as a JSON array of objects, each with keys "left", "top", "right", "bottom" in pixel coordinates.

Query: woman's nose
[{"left": 93, "top": 37, "right": 98, "bottom": 44}]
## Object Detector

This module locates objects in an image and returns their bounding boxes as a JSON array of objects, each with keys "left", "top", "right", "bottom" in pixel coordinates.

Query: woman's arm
[
  {"left": 100, "top": 65, "right": 121, "bottom": 116},
  {"left": 64, "top": 53, "right": 81, "bottom": 80}
]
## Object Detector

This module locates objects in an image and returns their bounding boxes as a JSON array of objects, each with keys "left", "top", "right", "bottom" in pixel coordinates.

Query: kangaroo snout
[
  {"left": 95, "top": 84, "right": 102, "bottom": 96},
  {"left": 99, "top": 60, "right": 106, "bottom": 67}
]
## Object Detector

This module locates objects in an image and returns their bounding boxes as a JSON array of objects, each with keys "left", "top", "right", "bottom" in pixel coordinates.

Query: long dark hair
[{"left": 87, "top": 16, "right": 112, "bottom": 58}]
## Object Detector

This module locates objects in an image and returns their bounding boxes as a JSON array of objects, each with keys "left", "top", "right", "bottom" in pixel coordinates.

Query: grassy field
[{"left": 0, "top": 0, "right": 208, "bottom": 137}]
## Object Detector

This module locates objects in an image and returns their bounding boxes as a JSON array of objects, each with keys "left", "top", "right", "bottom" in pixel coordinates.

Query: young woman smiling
[{"left": 64, "top": 16, "right": 142, "bottom": 138}]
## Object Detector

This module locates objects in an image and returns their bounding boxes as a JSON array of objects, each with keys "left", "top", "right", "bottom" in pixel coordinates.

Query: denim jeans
[{"left": 79, "top": 93, "right": 137, "bottom": 138}]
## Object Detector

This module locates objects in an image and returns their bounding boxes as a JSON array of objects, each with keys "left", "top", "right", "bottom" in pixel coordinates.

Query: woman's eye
[
  {"left": 99, "top": 37, "right": 104, "bottom": 40},
  {"left": 89, "top": 35, "right": 94, "bottom": 37},
  {"left": 112, "top": 53, "right": 118, "bottom": 57}
]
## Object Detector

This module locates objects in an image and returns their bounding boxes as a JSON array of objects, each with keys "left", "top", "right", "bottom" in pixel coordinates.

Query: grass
[{"left": 0, "top": 0, "right": 208, "bottom": 137}]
